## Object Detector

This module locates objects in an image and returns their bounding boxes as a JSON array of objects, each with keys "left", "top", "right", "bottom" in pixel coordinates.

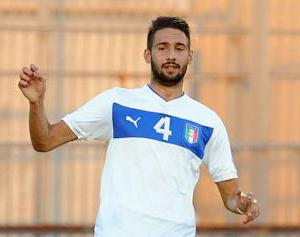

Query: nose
[{"left": 167, "top": 49, "right": 176, "bottom": 61}]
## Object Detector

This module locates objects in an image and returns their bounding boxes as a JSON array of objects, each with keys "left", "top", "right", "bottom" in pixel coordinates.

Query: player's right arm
[{"left": 19, "top": 64, "right": 77, "bottom": 152}]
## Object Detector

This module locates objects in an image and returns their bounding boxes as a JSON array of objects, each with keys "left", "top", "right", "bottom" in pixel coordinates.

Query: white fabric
[{"left": 62, "top": 85, "right": 238, "bottom": 237}]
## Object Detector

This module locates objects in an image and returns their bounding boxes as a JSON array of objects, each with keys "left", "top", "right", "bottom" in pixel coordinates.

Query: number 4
[{"left": 154, "top": 116, "right": 172, "bottom": 141}]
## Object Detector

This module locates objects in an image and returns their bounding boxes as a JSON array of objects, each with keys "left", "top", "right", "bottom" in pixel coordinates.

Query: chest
[{"left": 112, "top": 103, "right": 213, "bottom": 160}]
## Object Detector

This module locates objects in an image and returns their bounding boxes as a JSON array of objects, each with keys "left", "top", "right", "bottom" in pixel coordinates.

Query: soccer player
[{"left": 19, "top": 16, "right": 260, "bottom": 237}]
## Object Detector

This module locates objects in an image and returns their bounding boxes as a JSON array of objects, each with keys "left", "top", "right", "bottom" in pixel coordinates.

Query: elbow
[{"left": 32, "top": 143, "right": 52, "bottom": 152}]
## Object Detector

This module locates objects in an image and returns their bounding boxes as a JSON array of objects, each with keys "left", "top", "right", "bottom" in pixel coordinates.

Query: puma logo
[{"left": 126, "top": 115, "right": 140, "bottom": 128}]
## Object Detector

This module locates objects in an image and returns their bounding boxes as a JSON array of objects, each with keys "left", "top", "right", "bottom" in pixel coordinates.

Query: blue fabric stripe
[{"left": 112, "top": 103, "right": 213, "bottom": 160}]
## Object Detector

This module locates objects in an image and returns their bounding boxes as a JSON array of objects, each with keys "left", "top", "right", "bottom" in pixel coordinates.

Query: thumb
[{"left": 236, "top": 191, "right": 248, "bottom": 214}]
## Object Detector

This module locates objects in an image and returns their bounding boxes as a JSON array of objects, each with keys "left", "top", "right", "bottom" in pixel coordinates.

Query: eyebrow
[{"left": 155, "top": 42, "right": 187, "bottom": 47}]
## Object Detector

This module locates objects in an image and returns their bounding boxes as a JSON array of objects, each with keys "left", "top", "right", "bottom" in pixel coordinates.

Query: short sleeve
[
  {"left": 62, "top": 88, "right": 116, "bottom": 141},
  {"left": 203, "top": 118, "right": 238, "bottom": 182}
]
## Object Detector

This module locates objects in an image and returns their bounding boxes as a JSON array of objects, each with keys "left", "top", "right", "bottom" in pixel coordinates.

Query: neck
[{"left": 148, "top": 80, "right": 184, "bottom": 101}]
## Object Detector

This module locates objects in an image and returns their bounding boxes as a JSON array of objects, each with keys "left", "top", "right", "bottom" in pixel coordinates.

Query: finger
[
  {"left": 237, "top": 191, "right": 246, "bottom": 202},
  {"left": 243, "top": 206, "right": 260, "bottom": 224},
  {"left": 243, "top": 217, "right": 253, "bottom": 224},
  {"left": 244, "top": 214, "right": 256, "bottom": 224},
  {"left": 243, "top": 194, "right": 255, "bottom": 208},
  {"left": 252, "top": 206, "right": 260, "bottom": 217},
  {"left": 247, "top": 193, "right": 254, "bottom": 201},
  {"left": 246, "top": 198, "right": 254, "bottom": 208},
  {"left": 30, "top": 64, "right": 38, "bottom": 72},
  {"left": 22, "top": 67, "right": 33, "bottom": 77},
  {"left": 20, "top": 73, "right": 32, "bottom": 83},
  {"left": 237, "top": 191, "right": 249, "bottom": 209},
  {"left": 243, "top": 212, "right": 254, "bottom": 224},
  {"left": 33, "top": 71, "right": 43, "bottom": 81},
  {"left": 236, "top": 192, "right": 247, "bottom": 214},
  {"left": 238, "top": 191, "right": 247, "bottom": 199},
  {"left": 18, "top": 79, "right": 29, "bottom": 87}
]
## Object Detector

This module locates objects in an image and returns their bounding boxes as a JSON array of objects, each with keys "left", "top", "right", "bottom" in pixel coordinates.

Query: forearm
[
  {"left": 29, "top": 99, "right": 51, "bottom": 151},
  {"left": 20, "top": 65, "right": 76, "bottom": 151}
]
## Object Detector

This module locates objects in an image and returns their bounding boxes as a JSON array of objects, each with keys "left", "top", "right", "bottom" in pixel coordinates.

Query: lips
[{"left": 163, "top": 63, "right": 179, "bottom": 69}]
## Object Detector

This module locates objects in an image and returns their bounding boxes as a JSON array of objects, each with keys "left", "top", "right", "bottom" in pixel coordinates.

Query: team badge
[{"left": 185, "top": 124, "right": 199, "bottom": 144}]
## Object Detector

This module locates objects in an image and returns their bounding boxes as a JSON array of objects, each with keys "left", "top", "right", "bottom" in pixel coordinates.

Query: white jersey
[{"left": 62, "top": 85, "right": 237, "bottom": 237}]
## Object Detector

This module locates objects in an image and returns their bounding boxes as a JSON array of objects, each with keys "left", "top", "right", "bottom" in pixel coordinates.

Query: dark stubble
[{"left": 151, "top": 59, "right": 188, "bottom": 87}]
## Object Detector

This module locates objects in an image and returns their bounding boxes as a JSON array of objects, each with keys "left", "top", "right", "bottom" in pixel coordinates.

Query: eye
[
  {"left": 158, "top": 46, "right": 166, "bottom": 51},
  {"left": 176, "top": 47, "right": 185, "bottom": 51}
]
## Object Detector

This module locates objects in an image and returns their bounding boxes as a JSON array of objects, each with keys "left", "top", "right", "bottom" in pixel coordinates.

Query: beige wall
[{"left": 0, "top": 0, "right": 299, "bottom": 226}]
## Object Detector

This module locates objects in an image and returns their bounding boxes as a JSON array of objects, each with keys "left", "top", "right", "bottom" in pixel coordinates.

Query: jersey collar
[{"left": 145, "top": 84, "right": 187, "bottom": 103}]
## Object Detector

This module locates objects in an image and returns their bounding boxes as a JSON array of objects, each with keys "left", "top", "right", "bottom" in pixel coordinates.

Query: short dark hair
[{"left": 147, "top": 16, "right": 191, "bottom": 50}]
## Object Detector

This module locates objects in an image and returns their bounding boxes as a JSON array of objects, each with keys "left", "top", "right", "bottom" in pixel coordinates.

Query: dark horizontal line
[
  {"left": 0, "top": 225, "right": 299, "bottom": 233},
  {"left": 0, "top": 23, "right": 251, "bottom": 36},
  {"left": 197, "top": 225, "right": 300, "bottom": 233},
  {"left": 0, "top": 225, "right": 92, "bottom": 233},
  {"left": 0, "top": 23, "right": 299, "bottom": 35}
]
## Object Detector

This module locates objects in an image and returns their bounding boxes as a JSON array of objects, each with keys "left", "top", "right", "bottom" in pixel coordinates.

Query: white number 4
[{"left": 154, "top": 116, "right": 172, "bottom": 141}]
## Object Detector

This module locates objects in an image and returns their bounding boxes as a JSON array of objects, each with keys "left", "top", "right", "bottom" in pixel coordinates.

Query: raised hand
[{"left": 18, "top": 64, "right": 46, "bottom": 103}]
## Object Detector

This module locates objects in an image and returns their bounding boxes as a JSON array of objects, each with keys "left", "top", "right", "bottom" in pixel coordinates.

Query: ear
[
  {"left": 188, "top": 49, "right": 194, "bottom": 64},
  {"left": 144, "top": 49, "right": 151, "bottom": 64}
]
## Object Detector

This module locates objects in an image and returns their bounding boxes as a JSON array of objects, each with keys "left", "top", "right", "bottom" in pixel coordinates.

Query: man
[{"left": 19, "top": 16, "right": 260, "bottom": 237}]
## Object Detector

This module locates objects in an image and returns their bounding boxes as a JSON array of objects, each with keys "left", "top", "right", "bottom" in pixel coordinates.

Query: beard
[{"left": 151, "top": 59, "right": 188, "bottom": 87}]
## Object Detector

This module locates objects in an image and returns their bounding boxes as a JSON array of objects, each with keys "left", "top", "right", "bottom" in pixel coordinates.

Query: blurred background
[{"left": 0, "top": 0, "right": 299, "bottom": 236}]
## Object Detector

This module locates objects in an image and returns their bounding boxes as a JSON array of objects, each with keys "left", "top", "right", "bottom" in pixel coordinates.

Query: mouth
[
  {"left": 163, "top": 63, "right": 180, "bottom": 69},
  {"left": 162, "top": 64, "right": 180, "bottom": 75}
]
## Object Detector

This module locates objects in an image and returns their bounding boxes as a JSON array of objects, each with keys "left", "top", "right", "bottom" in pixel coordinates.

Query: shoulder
[
  {"left": 113, "top": 86, "right": 145, "bottom": 96},
  {"left": 108, "top": 86, "right": 148, "bottom": 105},
  {"left": 80, "top": 86, "right": 147, "bottom": 111},
  {"left": 91, "top": 86, "right": 135, "bottom": 101},
  {"left": 184, "top": 95, "right": 224, "bottom": 129},
  {"left": 96, "top": 86, "right": 143, "bottom": 98},
  {"left": 184, "top": 97, "right": 230, "bottom": 145}
]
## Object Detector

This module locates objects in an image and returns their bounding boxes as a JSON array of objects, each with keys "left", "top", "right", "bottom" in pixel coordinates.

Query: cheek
[
  {"left": 151, "top": 55, "right": 163, "bottom": 68},
  {"left": 152, "top": 54, "right": 162, "bottom": 62},
  {"left": 152, "top": 50, "right": 167, "bottom": 62},
  {"left": 178, "top": 55, "right": 190, "bottom": 65}
]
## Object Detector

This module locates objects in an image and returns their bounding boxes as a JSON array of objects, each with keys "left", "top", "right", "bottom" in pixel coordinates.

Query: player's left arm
[{"left": 216, "top": 178, "right": 260, "bottom": 224}]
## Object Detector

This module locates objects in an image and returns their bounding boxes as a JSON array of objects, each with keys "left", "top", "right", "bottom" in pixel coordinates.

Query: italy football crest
[{"left": 185, "top": 124, "right": 199, "bottom": 144}]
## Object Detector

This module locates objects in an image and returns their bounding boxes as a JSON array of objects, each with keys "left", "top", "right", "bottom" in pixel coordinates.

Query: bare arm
[
  {"left": 216, "top": 178, "right": 260, "bottom": 224},
  {"left": 29, "top": 100, "right": 77, "bottom": 151},
  {"left": 19, "top": 64, "right": 77, "bottom": 152}
]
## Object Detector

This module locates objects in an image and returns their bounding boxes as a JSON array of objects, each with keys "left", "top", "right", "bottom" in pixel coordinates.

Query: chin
[
  {"left": 164, "top": 72, "right": 180, "bottom": 79},
  {"left": 160, "top": 77, "right": 183, "bottom": 87}
]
